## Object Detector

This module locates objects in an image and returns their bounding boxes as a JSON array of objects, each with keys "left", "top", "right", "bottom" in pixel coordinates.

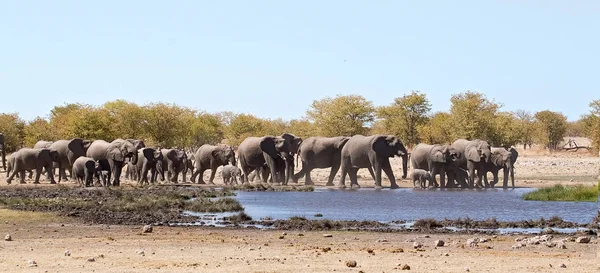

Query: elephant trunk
[
  {"left": 509, "top": 162, "right": 515, "bottom": 188},
  {"left": 284, "top": 154, "right": 293, "bottom": 185},
  {"left": 401, "top": 154, "right": 408, "bottom": 179},
  {"left": 131, "top": 151, "right": 138, "bottom": 165},
  {"left": 1, "top": 146, "right": 5, "bottom": 171}
]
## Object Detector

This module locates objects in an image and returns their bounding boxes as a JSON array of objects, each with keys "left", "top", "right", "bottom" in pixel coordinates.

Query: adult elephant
[
  {"left": 86, "top": 139, "right": 139, "bottom": 186},
  {"left": 6, "top": 148, "right": 61, "bottom": 184},
  {"left": 339, "top": 135, "right": 408, "bottom": 189},
  {"left": 190, "top": 144, "right": 236, "bottom": 184},
  {"left": 451, "top": 139, "right": 492, "bottom": 189},
  {"left": 237, "top": 136, "right": 293, "bottom": 185},
  {"left": 484, "top": 147, "right": 518, "bottom": 189},
  {"left": 251, "top": 133, "right": 302, "bottom": 183},
  {"left": 0, "top": 133, "right": 5, "bottom": 170},
  {"left": 130, "top": 148, "right": 164, "bottom": 185},
  {"left": 34, "top": 138, "right": 92, "bottom": 181},
  {"left": 410, "top": 143, "right": 459, "bottom": 188},
  {"left": 293, "top": 136, "right": 351, "bottom": 186},
  {"left": 160, "top": 148, "right": 188, "bottom": 183}
]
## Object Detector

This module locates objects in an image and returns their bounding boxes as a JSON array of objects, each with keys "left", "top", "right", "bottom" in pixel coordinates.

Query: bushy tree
[
  {"left": 0, "top": 113, "right": 25, "bottom": 151},
  {"left": 71, "top": 107, "right": 117, "bottom": 141},
  {"left": 488, "top": 112, "right": 523, "bottom": 147},
  {"left": 288, "top": 119, "right": 317, "bottom": 139},
  {"left": 48, "top": 103, "right": 90, "bottom": 139},
  {"left": 449, "top": 91, "right": 500, "bottom": 141},
  {"left": 224, "top": 114, "right": 266, "bottom": 146},
  {"left": 103, "top": 100, "right": 146, "bottom": 139},
  {"left": 513, "top": 110, "right": 535, "bottom": 149},
  {"left": 377, "top": 91, "right": 431, "bottom": 146},
  {"left": 533, "top": 110, "right": 568, "bottom": 150},
  {"left": 580, "top": 100, "right": 600, "bottom": 153},
  {"left": 143, "top": 103, "right": 196, "bottom": 148},
  {"left": 189, "top": 112, "right": 224, "bottom": 147},
  {"left": 23, "top": 117, "right": 54, "bottom": 147},
  {"left": 307, "top": 95, "right": 375, "bottom": 137},
  {"left": 417, "top": 112, "right": 453, "bottom": 145}
]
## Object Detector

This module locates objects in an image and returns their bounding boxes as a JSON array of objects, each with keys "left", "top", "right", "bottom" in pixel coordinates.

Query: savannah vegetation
[
  {"left": 0, "top": 91, "right": 598, "bottom": 153},
  {"left": 522, "top": 184, "right": 599, "bottom": 202}
]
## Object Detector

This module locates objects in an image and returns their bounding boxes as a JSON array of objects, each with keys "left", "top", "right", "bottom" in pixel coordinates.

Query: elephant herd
[{"left": 0, "top": 131, "right": 518, "bottom": 189}]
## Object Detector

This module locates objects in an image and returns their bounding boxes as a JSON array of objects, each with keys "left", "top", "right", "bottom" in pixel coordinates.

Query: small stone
[
  {"left": 434, "top": 240, "right": 445, "bottom": 247},
  {"left": 542, "top": 227, "right": 554, "bottom": 234},
  {"left": 87, "top": 257, "right": 95, "bottom": 262},
  {"left": 575, "top": 236, "right": 590, "bottom": 243},
  {"left": 464, "top": 267, "right": 470, "bottom": 272},
  {"left": 64, "top": 250, "right": 71, "bottom": 256},
  {"left": 142, "top": 225, "right": 153, "bottom": 233},
  {"left": 401, "top": 264, "right": 411, "bottom": 270},
  {"left": 544, "top": 241, "right": 557, "bottom": 248},
  {"left": 479, "top": 238, "right": 489, "bottom": 243},
  {"left": 376, "top": 239, "right": 389, "bottom": 242},
  {"left": 466, "top": 238, "right": 479, "bottom": 247},
  {"left": 278, "top": 235, "right": 285, "bottom": 239},
  {"left": 413, "top": 242, "right": 422, "bottom": 249},
  {"left": 297, "top": 233, "right": 304, "bottom": 236},
  {"left": 511, "top": 243, "right": 525, "bottom": 249},
  {"left": 281, "top": 232, "right": 287, "bottom": 236},
  {"left": 557, "top": 242, "right": 567, "bottom": 249},
  {"left": 443, "top": 253, "right": 449, "bottom": 256},
  {"left": 345, "top": 260, "right": 357, "bottom": 267},
  {"left": 4, "top": 234, "right": 12, "bottom": 241},
  {"left": 560, "top": 263, "right": 566, "bottom": 268},
  {"left": 136, "top": 250, "right": 145, "bottom": 256},
  {"left": 323, "top": 234, "right": 333, "bottom": 238},
  {"left": 27, "top": 260, "right": 37, "bottom": 267}
]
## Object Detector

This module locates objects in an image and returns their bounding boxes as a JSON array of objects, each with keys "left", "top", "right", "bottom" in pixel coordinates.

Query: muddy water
[{"left": 232, "top": 188, "right": 597, "bottom": 224}]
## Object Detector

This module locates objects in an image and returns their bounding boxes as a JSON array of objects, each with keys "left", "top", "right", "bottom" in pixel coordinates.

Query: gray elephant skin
[
  {"left": 293, "top": 136, "right": 350, "bottom": 186},
  {"left": 72, "top": 156, "right": 105, "bottom": 187},
  {"left": 484, "top": 147, "right": 518, "bottom": 189},
  {"left": 191, "top": 144, "right": 236, "bottom": 184},
  {"left": 250, "top": 133, "right": 302, "bottom": 183},
  {"left": 34, "top": 138, "right": 92, "bottom": 181},
  {"left": 410, "top": 168, "right": 433, "bottom": 188},
  {"left": 221, "top": 165, "right": 242, "bottom": 185},
  {"left": 86, "top": 139, "right": 139, "bottom": 186},
  {"left": 410, "top": 143, "right": 459, "bottom": 188},
  {"left": 6, "top": 148, "right": 61, "bottom": 184},
  {"left": 128, "top": 148, "right": 164, "bottom": 185},
  {"left": 339, "top": 134, "right": 408, "bottom": 189},
  {"left": 160, "top": 148, "right": 188, "bottom": 183},
  {"left": 451, "top": 139, "right": 492, "bottom": 188},
  {"left": 0, "top": 133, "right": 6, "bottom": 170},
  {"left": 237, "top": 135, "right": 294, "bottom": 185}
]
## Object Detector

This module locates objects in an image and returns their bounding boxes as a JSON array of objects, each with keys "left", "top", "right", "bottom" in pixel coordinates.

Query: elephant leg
[
  {"left": 327, "top": 161, "right": 341, "bottom": 186},
  {"left": 371, "top": 160, "right": 383, "bottom": 189},
  {"left": 293, "top": 164, "right": 306, "bottom": 183},
  {"left": 261, "top": 167, "right": 271, "bottom": 184},
  {"left": 21, "top": 170, "right": 28, "bottom": 184},
  {"left": 338, "top": 158, "right": 350, "bottom": 189},
  {"left": 59, "top": 168, "right": 68, "bottom": 182},
  {"left": 348, "top": 168, "right": 360, "bottom": 189},
  {"left": 197, "top": 167, "right": 207, "bottom": 184},
  {"left": 382, "top": 159, "right": 398, "bottom": 189},
  {"left": 208, "top": 166, "right": 217, "bottom": 184},
  {"left": 466, "top": 162, "right": 475, "bottom": 189},
  {"left": 502, "top": 168, "right": 509, "bottom": 189},
  {"left": 475, "top": 164, "right": 485, "bottom": 188},
  {"left": 367, "top": 166, "right": 376, "bottom": 181},
  {"left": 46, "top": 164, "right": 56, "bottom": 184},
  {"left": 33, "top": 166, "right": 43, "bottom": 184}
]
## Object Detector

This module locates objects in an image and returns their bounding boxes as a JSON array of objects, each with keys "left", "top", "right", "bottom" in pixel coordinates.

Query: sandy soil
[{"left": 0, "top": 209, "right": 597, "bottom": 273}]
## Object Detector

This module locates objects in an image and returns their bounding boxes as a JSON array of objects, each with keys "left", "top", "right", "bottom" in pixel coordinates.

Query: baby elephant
[
  {"left": 221, "top": 165, "right": 242, "bottom": 185},
  {"left": 411, "top": 169, "right": 433, "bottom": 189},
  {"left": 72, "top": 156, "right": 104, "bottom": 187}
]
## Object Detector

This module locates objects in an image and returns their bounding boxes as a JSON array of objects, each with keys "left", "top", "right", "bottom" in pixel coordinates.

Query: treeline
[{"left": 0, "top": 91, "right": 598, "bottom": 153}]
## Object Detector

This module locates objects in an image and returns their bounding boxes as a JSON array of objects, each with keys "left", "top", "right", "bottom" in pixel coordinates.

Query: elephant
[
  {"left": 160, "top": 148, "right": 188, "bottom": 183},
  {"left": 128, "top": 148, "right": 164, "bottom": 185},
  {"left": 293, "top": 136, "right": 351, "bottom": 186},
  {"left": 72, "top": 156, "right": 105, "bottom": 187},
  {"left": 410, "top": 169, "right": 433, "bottom": 188},
  {"left": 250, "top": 133, "right": 302, "bottom": 183},
  {"left": 34, "top": 138, "right": 92, "bottom": 181},
  {"left": 484, "top": 147, "right": 518, "bottom": 189},
  {"left": 338, "top": 134, "right": 408, "bottom": 189},
  {"left": 86, "top": 139, "right": 139, "bottom": 186},
  {"left": 6, "top": 148, "right": 61, "bottom": 184},
  {"left": 451, "top": 139, "right": 492, "bottom": 189},
  {"left": 410, "top": 143, "right": 460, "bottom": 188},
  {"left": 182, "top": 152, "right": 195, "bottom": 182},
  {"left": 237, "top": 136, "right": 294, "bottom": 185},
  {"left": 190, "top": 144, "right": 236, "bottom": 184},
  {"left": 0, "top": 133, "right": 5, "bottom": 170},
  {"left": 221, "top": 165, "right": 242, "bottom": 185}
]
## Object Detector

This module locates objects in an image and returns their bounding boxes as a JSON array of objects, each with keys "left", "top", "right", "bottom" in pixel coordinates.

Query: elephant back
[
  {"left": 33, "top": 141, "right": 53, "bottom": 149},
  {"left": 86, "top": 140, "right": 111, "bottom": 160}
]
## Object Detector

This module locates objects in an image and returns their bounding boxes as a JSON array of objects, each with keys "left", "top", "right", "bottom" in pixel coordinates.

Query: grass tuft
[{"left": 522, "top": 184, "right": 598, "bottom": 202}]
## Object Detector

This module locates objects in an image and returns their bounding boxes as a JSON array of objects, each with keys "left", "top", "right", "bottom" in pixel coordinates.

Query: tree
[
  {"left": 24, "top": 117, "right": 54, "bottom": 147},
  {"left": 224, "top": 114, "right": 266, "bottom": 146},
  {"left": 513, "top": 110, "right": 535, "bottom": 149},
  {"left": 306, "top": 95, "right": 375, "bottom": 137},
  {"left": 48, "top": 103, "right": 90, "bottom": 139},
  {"left": 71, "top": 107, "right": 117, "bottom": 141},
  {"left": 143, "top": 103, "right": 196, "bottom": 148},
  {"left": 449, "top": 91, "right": 500, "bottom": 141},
  {"left": 488, "top": 112, "right": 523, "bottom": 147},
  {"left": 533, "top": 110, "right": 568, "bottom": 150},
  {"left": 288, "top": 119, "right": 317, "bottom": 139},
  {"left": 0, "top": 113, "right": 25, "bottom": 151},
  {"left": 377, "top": 91, "right": 431, "bottom": 146},
  {"left": 580, "top": 99, "right": 600, "bottom": 153},
  {"left": 417, "top": 112, "right": 453, "bottom": 145},
  {"left": 189, "top": 112, "right": 224, "bottom": 147},
  {"left": 103, "top": 100, "right": 146, "bottom": 139}
]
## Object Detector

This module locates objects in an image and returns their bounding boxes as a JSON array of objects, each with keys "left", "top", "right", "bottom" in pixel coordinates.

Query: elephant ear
[
  {"left": 335, "top": 137, "right": 350, "bottom": 150},
  {"left": 372, "top": 135, "right": 393, "bottom": 157},
  {"left": 491, "top": 150, "right": 505, "bottom": 166},
  {"left": 431, "top": 147, "right": 446, "bottom": 163},
  {"left": 68, "top": 138, "right": 84, "bottom": 152},
  {"left": 212, "top": 148, "right": 225, "bottom": 161},
  {"left": 465, "top": 146, "right": 481, "bottom": 162},
  {"left": 259, "top": 137, "right": 280, "bottom": 159},
  {"left": 509, "top": 147, "right": 519, "bottom": 164},
  {"left": 108, "top": 146, "right": 124, "bottom": 161},
  {"left": 142, "top": 148, "right": 155, "bottom": 161}
]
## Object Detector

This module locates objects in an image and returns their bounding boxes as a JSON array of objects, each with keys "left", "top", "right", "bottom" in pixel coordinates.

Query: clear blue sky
[{"left": 1, "top": 0, "right": 598, "bottom": 122}]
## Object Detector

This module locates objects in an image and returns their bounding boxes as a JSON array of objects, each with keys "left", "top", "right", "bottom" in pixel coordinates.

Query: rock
[
  {"left": 4, "top": 234, "right": 12, "bottom": 241},
  {"left": 345, "top": 260, "right": 357, "bottom": 267},
  {"left": 87, "top": 257, "right": 95, "bottom": 262},
  {"left": 557, "top": 242, "right": 567, "bottom": 249},
  {"left": 27, "top": 260, "right": 37, "bottom": 267},
  {"left": 412, "top": 242, "right": 422, "bottom": 249},
  {"left": 443, "top": 253, "right": 449, "bottom": 256},
  {"left": 136, "top": 250, "right": 145, "bottom": 256},
  {"left": 466, "top": 238, "right": 479, "bottom": 247},
  {"left": 434, "top": 240, "right": 445, "bottom": 247},
  {"left": 297, "top": 233, "right": 304, "bottom": 236},
  {"left": 560, "top": 263, "right": 566, "bottom": 268},
  {"left": 575, "top": 236, "right": 590, "bottom": 243},
  {"left": 281, "top": 232, "right": 287, "bottom": 236},
  {"left": 544, "top": 241, "right": 556, "bottom": 248},
  {"left": 64, "top": 250, "right": 71, "bottom": 256},
  {"left": 479, "top": 238, "right": 489, "bottom": 243},
  {"left": 142, "top": 225, "right": 153, "bottom": 233},
  {"left": 401, "top": 264, "right": 411, "bottom": 270},
  {"left": 511, "top": 243, "right": 525, "bottom": 249},
  {"left": 323, "top": 234, "right": 333, "bottom": 238},
  {"left": 278, "top": 235, "right": 285, "bottom": 239},
  {"left": 542, "top": 227, "right": 555, "bottom": 234},
  {"left": 464, "top": 267, "right": 470, "bottom": 272},
  {"left": 376, "top": 239, "right": 389, "bottom": 243}
]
